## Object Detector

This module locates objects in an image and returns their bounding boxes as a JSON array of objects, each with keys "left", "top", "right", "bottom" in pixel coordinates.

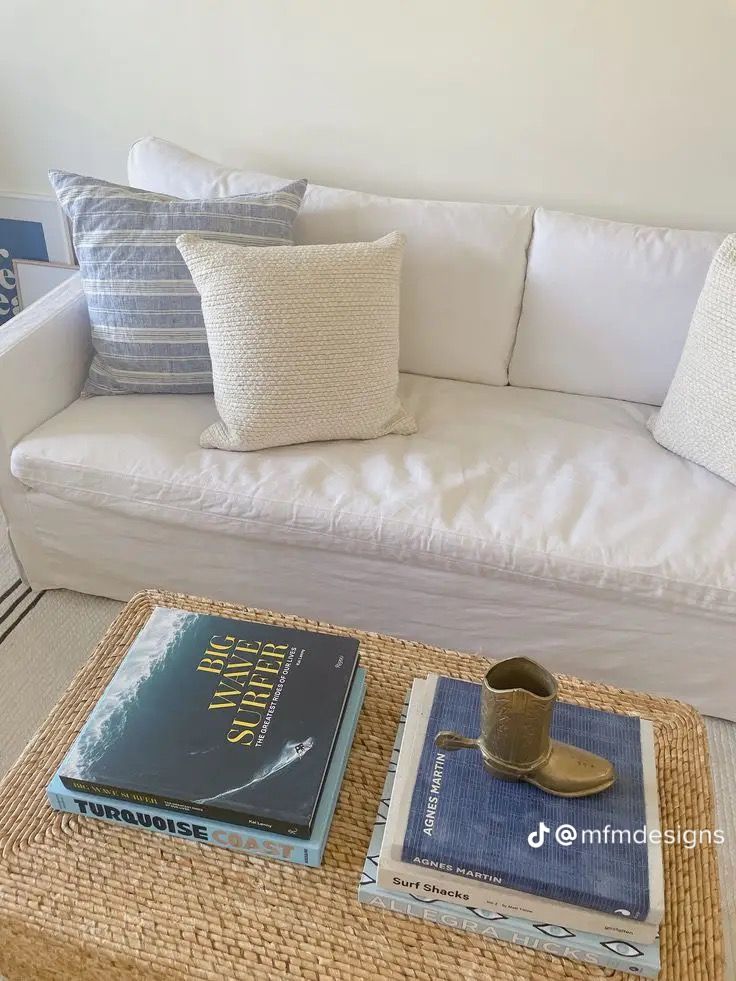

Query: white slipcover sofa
[{"left": 1, "top": 138, "right": 733, "bottom": 718}]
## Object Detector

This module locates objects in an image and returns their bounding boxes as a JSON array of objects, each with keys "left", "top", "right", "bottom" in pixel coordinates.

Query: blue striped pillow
[{"left": 49, "top": 170, "right": 307, "bottom": 395}]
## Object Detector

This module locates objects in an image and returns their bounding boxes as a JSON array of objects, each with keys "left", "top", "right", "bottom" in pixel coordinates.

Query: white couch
[{"left": 1, "top": 138, "right": 733, "bottom": 719}]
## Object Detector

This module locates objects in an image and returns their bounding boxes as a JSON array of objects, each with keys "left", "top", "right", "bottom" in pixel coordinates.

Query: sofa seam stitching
[{"left": 504, "top": 207, "right": 537, "bottom": 383}]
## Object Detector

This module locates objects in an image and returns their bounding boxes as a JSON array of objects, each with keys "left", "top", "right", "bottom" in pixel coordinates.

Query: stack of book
[
  {"left": 359, "top": 676, "right": 664, "bottom": 977},
  {"left": 48, "top": 606, "right": 365, "bottom": 867}
]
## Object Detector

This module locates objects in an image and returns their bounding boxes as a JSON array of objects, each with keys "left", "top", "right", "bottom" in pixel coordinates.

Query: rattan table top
[{"left": 0, "top": 589, "right": 723, "bottom": 980}]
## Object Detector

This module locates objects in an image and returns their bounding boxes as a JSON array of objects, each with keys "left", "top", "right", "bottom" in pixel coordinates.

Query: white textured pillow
[
  {"left": 649, "top": 234, "right": 736, "bottom": 484},
  {"left": 176, "top": 231, "right": 417, "bottom": 451}
]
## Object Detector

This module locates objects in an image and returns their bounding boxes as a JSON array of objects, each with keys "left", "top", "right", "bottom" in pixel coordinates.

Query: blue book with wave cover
[{"left": 401, "top": 676, "right": 658, "bottom": 922}]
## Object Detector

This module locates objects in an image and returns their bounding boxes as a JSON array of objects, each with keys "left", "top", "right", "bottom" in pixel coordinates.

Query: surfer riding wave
[{"left": 195, "top": 737, "right": 316, "bottom": 804}]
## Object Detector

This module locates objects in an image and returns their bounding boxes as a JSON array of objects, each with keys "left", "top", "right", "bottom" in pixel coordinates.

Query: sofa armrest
[{"left": 0, "top": 274, "right": 90, "bottom": 545}]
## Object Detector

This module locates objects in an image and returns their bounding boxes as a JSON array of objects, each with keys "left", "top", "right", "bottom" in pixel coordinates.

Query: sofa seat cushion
[{"left": 11, "top": 376, "right": 736, "bottom": 616}]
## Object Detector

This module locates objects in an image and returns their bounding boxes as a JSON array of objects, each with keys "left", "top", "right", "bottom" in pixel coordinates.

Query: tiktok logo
[{"left": 527, "top": 821, "right": 551, "bottom": 848}]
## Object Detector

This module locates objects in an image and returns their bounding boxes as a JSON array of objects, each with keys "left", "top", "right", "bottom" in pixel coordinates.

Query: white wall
[{"left": 4, "top": 0, "right": 736, "bottom": 230}]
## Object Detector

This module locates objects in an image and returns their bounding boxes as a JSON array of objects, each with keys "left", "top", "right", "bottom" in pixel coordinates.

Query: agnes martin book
[
  {"left": 379, "top": 675, "right": 663, "bottom": 944},
  {"left": 59, "top": 606, "right": 359, "bottom": 837},
  {"left": 361, "top": 683, "right": 660, "bottom": 978}
]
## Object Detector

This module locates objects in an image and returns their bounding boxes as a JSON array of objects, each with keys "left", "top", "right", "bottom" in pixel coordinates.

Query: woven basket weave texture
[{"left": 0, "top": 590, "right": 723, "bottom": 980}]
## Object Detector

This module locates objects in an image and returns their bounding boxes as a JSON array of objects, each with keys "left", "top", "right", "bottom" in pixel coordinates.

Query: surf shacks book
[
  {"left": 59, "top": 606, "right": 359, "bottom": 837},
  {"left": 395, "top": 676, "right": 663, "bottom": 924}
]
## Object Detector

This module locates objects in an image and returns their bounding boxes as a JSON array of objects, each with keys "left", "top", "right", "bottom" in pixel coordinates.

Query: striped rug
[
  {"left": 0, "top": 576, "right": 46, "bottom": 648},
  {"left": 0, "top": 518, "right": 733, "bottom": 972}
]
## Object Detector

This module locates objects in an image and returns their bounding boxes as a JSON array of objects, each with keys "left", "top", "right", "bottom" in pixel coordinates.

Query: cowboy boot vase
[{"left": 436, "top": 657, "right": 615, "bottom": 798}]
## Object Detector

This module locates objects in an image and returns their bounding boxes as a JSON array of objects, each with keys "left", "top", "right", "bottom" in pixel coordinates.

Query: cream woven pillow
[
  {"left": 649, "top": 233, "right": 736, "bottom": 483},
  {"left": 177, "top": 231, "right": 416, "bottom": 451}
]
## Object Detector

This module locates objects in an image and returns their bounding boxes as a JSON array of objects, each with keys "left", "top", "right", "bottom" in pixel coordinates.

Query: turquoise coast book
[{"left": 48, "top": 668, "right": 366, "bottom": 867}]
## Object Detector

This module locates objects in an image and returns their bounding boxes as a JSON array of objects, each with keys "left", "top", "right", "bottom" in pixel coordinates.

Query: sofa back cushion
[
  {"left": 509, "top": 209, "right": 725, "bottom": 406},
  {"left": 129, "top": 137, "right": 533, "bottom": 387}
]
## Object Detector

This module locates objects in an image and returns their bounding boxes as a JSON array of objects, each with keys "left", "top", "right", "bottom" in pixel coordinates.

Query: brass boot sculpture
[{"left": 436, "top": 657, "right": 615, "bottom": 798}]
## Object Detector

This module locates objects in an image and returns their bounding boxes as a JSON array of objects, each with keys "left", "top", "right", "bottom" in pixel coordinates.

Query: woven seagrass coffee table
[{"left": 0, "top": 590, "right": 723, "bottom": 980}]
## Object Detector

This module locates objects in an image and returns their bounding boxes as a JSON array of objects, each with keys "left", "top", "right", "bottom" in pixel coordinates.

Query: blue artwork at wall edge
[{"left": 0, "top": 218, "right": 49, "bottom": 325}]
